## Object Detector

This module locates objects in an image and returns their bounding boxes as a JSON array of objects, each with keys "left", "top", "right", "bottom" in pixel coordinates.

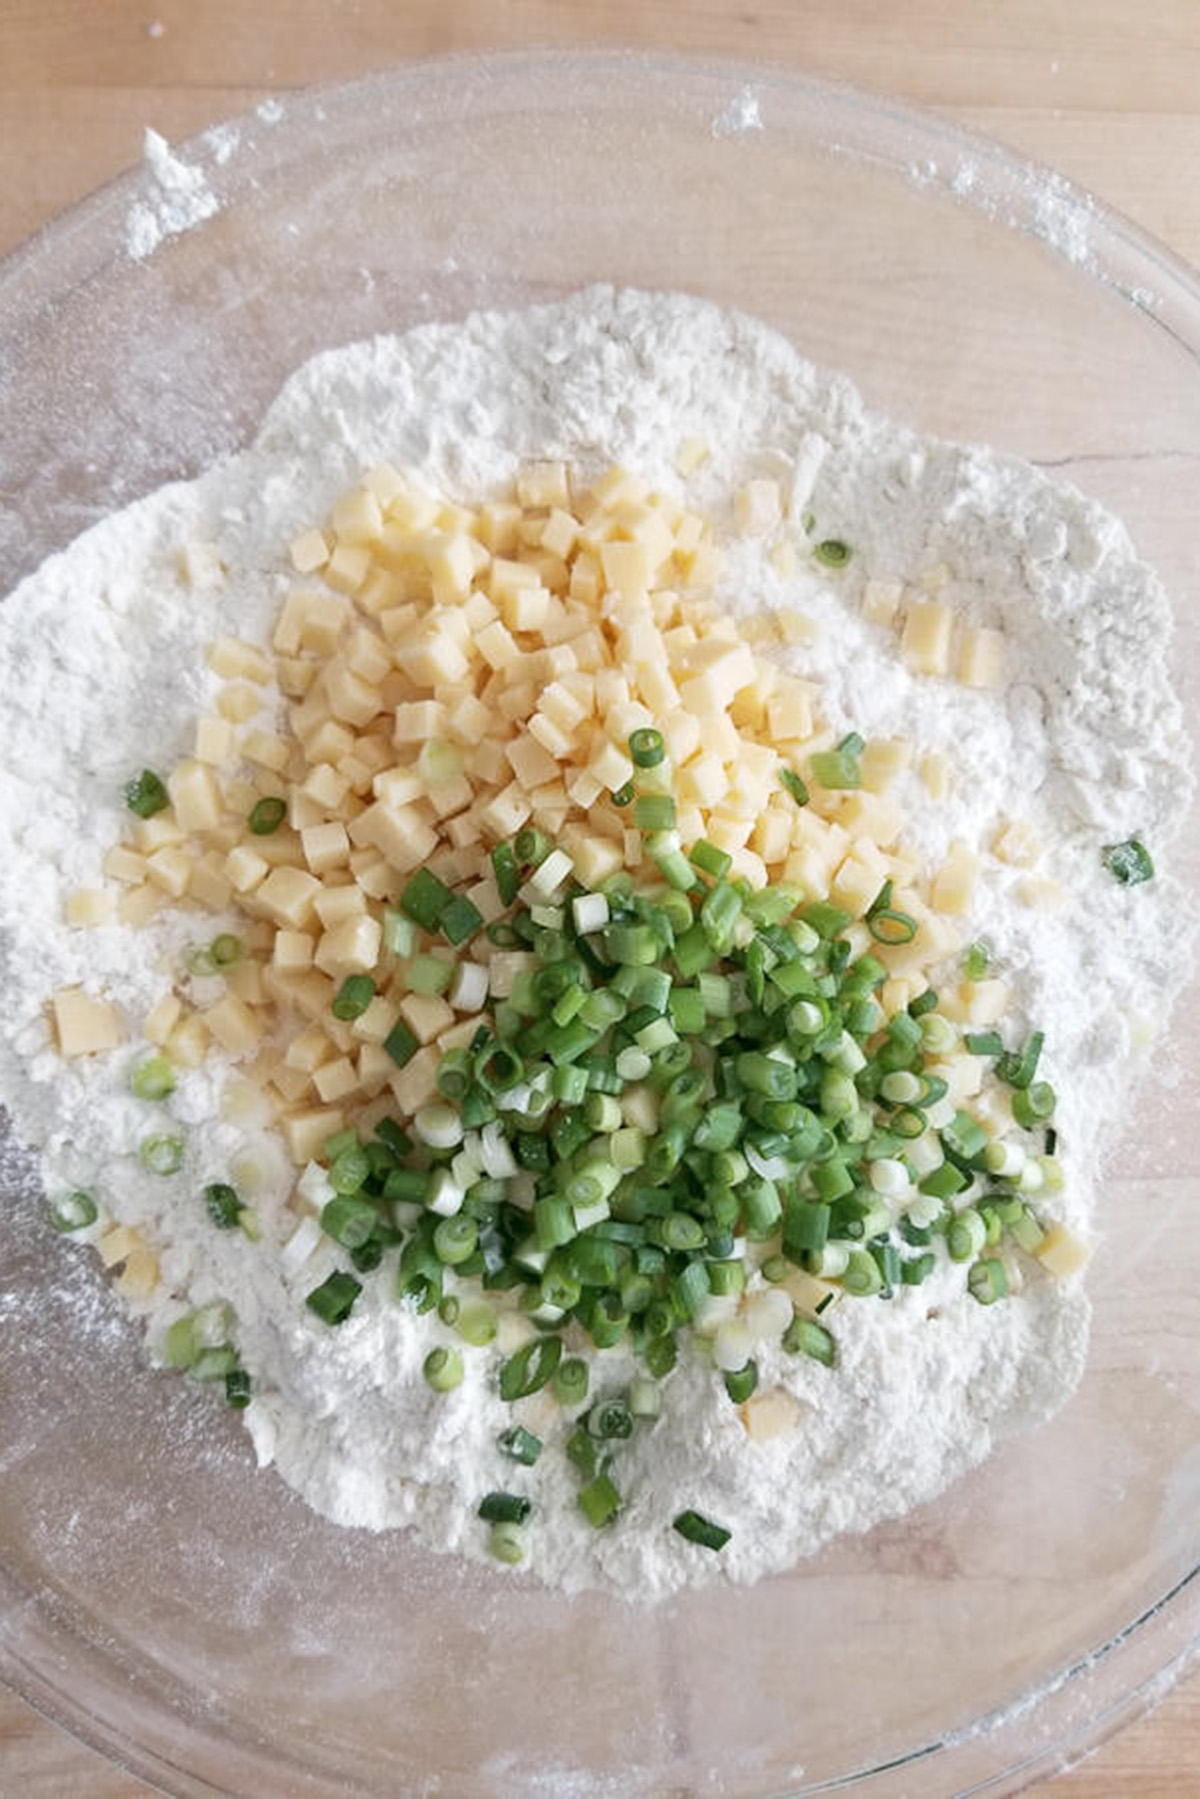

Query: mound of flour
[{"left": 0, "top": 287, "right": 1190, "bottom": 1596}]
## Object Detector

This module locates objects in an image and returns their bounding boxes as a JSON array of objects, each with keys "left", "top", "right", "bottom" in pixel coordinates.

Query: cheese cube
[
  {"left": 478, "top": 782, "right": 533, "bottom": 839},
  {"left": 313, "top": 884, "right": 367, "bottom": 929},
  {"left": 218, "top": 681, "right": 263, "bottom": 725},
  {"left": 224, "top": 845, "right": 270, "bottom": 894},
  {"left": 315, "top": 913, "right": 382, "bottom": 976},
  {"left": 65, "top": 888, "right": 116, "bottom": 928},
  {"left": 282, "top": 1107, "right": 346, "bottom": 1164},
  {"left": 901, "top": 600, "right": 953, "bottom": 677},
  {"left": 179, "top": 541, "right": 224, "bottom": 588},
  {"left": 53, "top": 987, "right": 122, "bottom": 1057},
  {"left": 313, "top": 1056, "right": 360, "bottom": 1104},
  {"left": 331, "top": 486, "right": 384, "bottom": 546},
  {"left": 398, "top": 991, "right": 455, "bottom": 1044},
  {"left": 145, "top": 845, "right": 193, "bottom": 898},
  {"left": 167, "top": 760, "right": 223, "bottom": 834},
  {"left": 323, "top": 661, "right": 380, "bottom": 728},
  {"left": 256, "top": 866, "right": 322, "bottom": 929},
  {"left": 207, "top": 637, "right": 272, "bottom": 684},
  {"left": 734, "top": 479, "right": 782, "bottom": 537},
  {"left": 675, "top": 436, "right": 709, "bottom": 476},
  {"left": 194, "top": 714, "right": 234, "bottom": 767},
  {"left": 861, "top": 579, "right": 904, "bottom": 627},
  {"left": 517, "top": 461, "right": 571, "bottom": 509},
  {"left": 324, "top": 541, "right": 372, "bottom": 595},
  {"left": 289, "top": 528, "right": 330, "bottom": 573},
  {"left": 931, "top": 843, "right": 980, "bottom": 915},
  {"left": 301, "top": 820, "right": 351, "bottom": 875},
  {"left": 204, "top": 994, "right": 263, "bottom": 1055},
  {"left": 958, "top": 625, "right": 1006, "bottom": 689}
]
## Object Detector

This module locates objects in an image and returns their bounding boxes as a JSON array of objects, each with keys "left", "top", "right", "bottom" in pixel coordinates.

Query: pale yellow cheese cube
[
  {"left": 931, "top": 843, "right": 980, "bottom": 916},
  {"left": 861, "top": 578, "right": 904, "bottom": 627},
  {"left": 387, "top": 1045, "right": 440, "bottom": 1113},
  {"left": 675, "top": 436, "right": 709, "bottom": 476},
  {"left": 53, "top": 987, "right": 122, "bottom": 1057},
  {"left": 958, "top": 625, "right": 1006, "bottom": 689},
  {"left": 398, "top": 991, "right": 455, "bottom": 1045},
  {"left": 165, "top": 1014, "right": 208, "bottom": 1068},
  {"left": 393, "top": 700, "right": 446, "bottom": 745},
  {"left": 313, "top": 883, "right": 367, "bottom": 929},
  {"left": 901, "top": 601, "right": 953, "bottom": 677},
  {"left": 96, "top": 1225, "right": 142, "bottom": 1269},
  {"left": 1038, "top": 1224, "right": 1090, "bottom": 1277},
  {"left": 740, "top": 1388, "right": 802, "bottom": 1443},
  {"left": 734, "top": 479, "right": 782, "bottom": 537},
  {"left": 117, "top": 884, "right": 162, "bottom": 927},
  {"left": 475, "top": 618, "right": 520, "bottom": 672},
  {"left": 323, "top": 661, "right": 380, "bottom": 728},
  {"left": 324, "top": 540, "right": 372, "bottom": 595},
  {"left": 145, "top": 845, "right": 192, "bottom": 899},
  {"left": 282, "top": 1107, "right": 346, "bottom": 1164},
  {"left": 256, "top": 865, "right": 322, "bottom": 929},
  {"left": 316, "top": 913, "right": 381, "bottom": 976},
  {"left": 600, "top": 540, "right": 652, "bottom": 596},
  {"left": 165, "top": 761, "right": 221, "bottom": 834},
  {"left": 103, "top": 845, "right": 148, "bottom": 885},
  {"left": 859, "top": 738, "right": 912, "bottom": 794},
  {"left": 239, "top": 730, "right": 290, "bottom": 775},
  {"left": 517, "top": 460, "right": 571, "bottom": 509},
  {"left": 144, "top": 993, "right": 182, "bottom": 1046},
  {"left": 661, "top": 710, "right": 702, "bottom": 767},
  {"left": 116, "top": 1246, "right": 160, "bottom": 1300},
  {"left": 313, "top": 1055, "right": 360, "bottom": 1104},
  {"left": 331, "top": 486, "right": 384, "bottom": 546},
  {"left": 207, "top": 637, "right": 272, "bottom": 685},
  {"left": 446, "top": 693, "right": 493, "bottom": 747},
  {"left": 678, "top": 751, "right": 727, "bottom": 810},
  {"left": 349, "top": 800, "right": 439, "bottom": 873},
  {"left": 194, "top": 714, "right": 234, "bottom": 767},
  {"left": 1018, "top": 875, "right": 1068, "bottom": 911},
  {"left": 218, "top": 681, "right": 262, "bottom": 724},
  {"left": 993, "top": 818, "right": 1041, "bottom": 868},
  {"left": 65, "top": 888, "right": 116, "bottom": 928},
  {"left": 362, "top": 462, "right": 406, "bottom": 507},
  {"left": 561, "top": 827, "right": 625, "bottom": 888},
  {"left": 224, "top": 844, "right": 270, "bottom": 894},
  {"left": 478, "top": 782, "right": 533, "bottom": 839},
  {"left": 920, "top": 752, "right": 952, "bottom": 801},
  {"left": 203, "top": 993, "right": 263, "bottom": 1055},
  {"left": 505, "top": 735, "right": 559, "bottom": 791},
  {"left": 289, "top": 527, "right": 330, "bottom": 573},
  {"left": 284, "top": 1025, "right": 334, "bottom": 1073},
  {"left": 274, "top": 930, "right": 315, "bottom": 971},
  {"left": 301, "top": 820, "right": 351, "bottom": 875}
]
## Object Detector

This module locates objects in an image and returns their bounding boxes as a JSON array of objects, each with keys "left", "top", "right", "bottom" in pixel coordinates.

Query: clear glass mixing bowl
[{"left": 2, "top": 51, "right": 1199, "bottom": 1797}]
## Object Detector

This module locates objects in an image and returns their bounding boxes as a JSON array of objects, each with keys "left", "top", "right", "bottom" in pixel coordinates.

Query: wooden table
[{"left": 2, "top": 1, "right": 1199, "bottom": 1791}]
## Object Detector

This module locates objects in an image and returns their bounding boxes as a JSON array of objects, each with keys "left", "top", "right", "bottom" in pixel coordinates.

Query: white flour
[
  {"left": 0, "top": 288, "right": 1190, "bottom": 1598},
  {"left": 125, "top": 127, "right": 220, "bottom": 261}
]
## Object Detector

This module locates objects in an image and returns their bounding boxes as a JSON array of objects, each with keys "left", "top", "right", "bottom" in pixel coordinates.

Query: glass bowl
[{"left": 3, "top": 51, "right": 1200, "bottom": 1797}]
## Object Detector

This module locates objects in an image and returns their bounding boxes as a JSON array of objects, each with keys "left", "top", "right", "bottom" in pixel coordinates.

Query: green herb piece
[
  {"left": 248, "top": 796, "right": 287, "bottom": 835},
  {"left": 307, "top": 1270, "right": 363, "bottom": 1326},
  {"left": 123, "top": 769, "right": 169, "bottom": 818},
  {"left": 1102, "top": 837, "right": 1154, "bottom": 886},
  {"left": 673, "top": 1509, "right": 731, "bottom": 1551}
]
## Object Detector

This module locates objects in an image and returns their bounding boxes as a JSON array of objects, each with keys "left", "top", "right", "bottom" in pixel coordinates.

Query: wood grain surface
[{"left": 2, "top": 1, "right": 1200, "bottom": 1793}]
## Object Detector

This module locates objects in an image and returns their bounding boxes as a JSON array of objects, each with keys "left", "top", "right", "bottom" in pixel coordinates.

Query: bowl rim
[{"left": 2, "top": 45, "right": 1200, "bottom": 1798}]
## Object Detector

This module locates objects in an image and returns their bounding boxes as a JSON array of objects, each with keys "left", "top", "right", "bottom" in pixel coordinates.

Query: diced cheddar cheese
[
  {"left": 53, "top": 987, "right": 122, "bottom": 1057},
  {"left": 901, "top": 600, "right": 953, "bottom": 677}
]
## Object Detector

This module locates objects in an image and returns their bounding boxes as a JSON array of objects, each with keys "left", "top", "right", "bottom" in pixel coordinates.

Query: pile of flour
[{"left": 0, "top": 288, "right": 1190, "bottom": 1597}]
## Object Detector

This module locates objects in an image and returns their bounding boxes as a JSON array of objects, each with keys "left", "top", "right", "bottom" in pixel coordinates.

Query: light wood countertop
[{"left": 2, "top": 1, "right": 1199, "bottom": 1791}]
